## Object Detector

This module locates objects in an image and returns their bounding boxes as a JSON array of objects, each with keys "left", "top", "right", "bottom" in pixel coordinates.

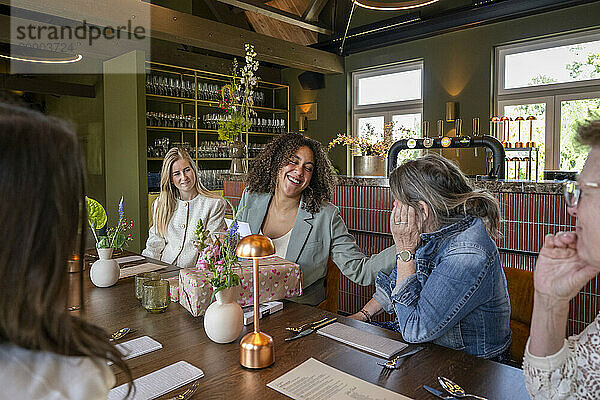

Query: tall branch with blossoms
[{"left": 218, "top": 44, "right": 260, "bottom": 143}]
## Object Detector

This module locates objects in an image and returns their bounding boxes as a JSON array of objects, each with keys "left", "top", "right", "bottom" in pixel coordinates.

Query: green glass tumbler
[
  {"left": 135, "top": 272, "right": 161, "bottom": 300},
  {"left": 142, "top": 279, "right": 170, "bottom": 313}
]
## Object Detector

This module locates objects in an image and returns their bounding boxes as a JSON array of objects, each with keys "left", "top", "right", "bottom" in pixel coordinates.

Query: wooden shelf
[
  {"left": 146, "top": 94, "right": 195, "bottom": 103},
  {"left": 147, "top": 126, "right": 196, "bottom": 131}
]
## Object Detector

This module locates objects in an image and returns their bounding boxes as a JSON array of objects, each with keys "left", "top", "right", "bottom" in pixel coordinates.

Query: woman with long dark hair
[{"left": 0, "top": 103, "right": 131, "bottom": 398}]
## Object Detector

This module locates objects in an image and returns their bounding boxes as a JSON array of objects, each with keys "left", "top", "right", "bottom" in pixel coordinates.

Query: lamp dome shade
[{"left": 236, "top": 234, "right": 275, "bottom": 258}]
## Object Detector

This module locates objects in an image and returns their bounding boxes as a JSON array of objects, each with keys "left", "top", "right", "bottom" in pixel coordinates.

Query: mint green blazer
[{"left": 236, "top": 190, "right": 396, "bottom": 305}]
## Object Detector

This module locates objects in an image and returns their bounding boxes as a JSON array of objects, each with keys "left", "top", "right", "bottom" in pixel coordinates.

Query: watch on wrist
[{"left": 396, "top": 249, "right": 415, "bottom": 262}]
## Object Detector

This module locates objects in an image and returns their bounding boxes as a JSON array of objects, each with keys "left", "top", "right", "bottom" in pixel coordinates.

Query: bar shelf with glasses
[{"left": 144, "top": 61, "right": 289, "bottom": 192}]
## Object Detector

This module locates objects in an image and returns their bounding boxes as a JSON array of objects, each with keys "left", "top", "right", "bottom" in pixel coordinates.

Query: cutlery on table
[
  {"left": 285, "top": 317, "right": 337, "bottom": 341},
  {"left": 286, "top": 317, "right": 330, "bottom": 333},
  {"left": 376, "top": 346, "right": 424, "bottom": 368},
  {"left": 423, "top": 385, "right": 458, "bottom": 399},
  {"left": 167, "top": 379, "right": 200, "bottom": 400},
  {"left": 109, "top": 327, "right": 136, "bottom": 342},
  {"left": 438, "top": 377, "right": 488, "bottom": 400}
]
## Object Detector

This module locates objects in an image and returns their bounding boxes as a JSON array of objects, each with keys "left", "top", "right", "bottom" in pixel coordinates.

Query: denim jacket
[{"left": 373, "top": 216, "right": 511, "bottom": 359}]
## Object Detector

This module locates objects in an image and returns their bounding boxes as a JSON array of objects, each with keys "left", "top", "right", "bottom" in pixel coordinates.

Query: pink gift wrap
[
  {"left": 178, "top": 256, "right": 303, "bottom": 317},
  {"left": 166, "top": 276, "right": 179, "bottom": 302}
]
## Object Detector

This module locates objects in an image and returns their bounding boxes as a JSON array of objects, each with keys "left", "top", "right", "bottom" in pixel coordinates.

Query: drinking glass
[
  {"left": 135, "top": 272, "right": 161, "bottom": 300},
  {"left": 142, "top": 279, "right": 170, "bottom": 313}
]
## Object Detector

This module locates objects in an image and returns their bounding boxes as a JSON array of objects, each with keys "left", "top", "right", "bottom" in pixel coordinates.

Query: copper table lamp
[
  {"left": 236, "top": 234, "right": 275, "bottom": 369},
  {"left": 526, "top": 115, "right": 537, "bottom": 148}
]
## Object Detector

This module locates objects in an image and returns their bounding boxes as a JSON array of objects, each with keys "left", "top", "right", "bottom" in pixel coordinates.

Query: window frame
[
  {"left": 352, "top": 60, "right": 424, "bottom": 112},
  {"left": 495, "top": 30, "right": 600, "bottom": 171},
  {"left": 496, "top": 29, "right": 600, "bottom": 97}
]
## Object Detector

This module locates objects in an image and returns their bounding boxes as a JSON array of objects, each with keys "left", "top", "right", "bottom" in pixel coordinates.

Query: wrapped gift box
[{"left": 179, "top": 256, "right": 303, "bottom": 317}]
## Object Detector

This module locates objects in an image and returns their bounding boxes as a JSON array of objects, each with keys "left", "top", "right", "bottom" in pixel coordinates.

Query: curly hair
[{"left": 246, "top": 132, "right": 335, "bottom": 213}]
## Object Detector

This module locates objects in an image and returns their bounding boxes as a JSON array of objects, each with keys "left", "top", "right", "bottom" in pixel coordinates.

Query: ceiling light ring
[
  {"left": 353, "top": 0, "right": 439, "bottom": 11},
  {"left": 0, "top": 53, "right": 83, "bottom": 64}
]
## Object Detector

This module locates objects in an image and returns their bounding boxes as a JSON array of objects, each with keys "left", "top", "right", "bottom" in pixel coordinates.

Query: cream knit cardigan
[{"left": 142, "top": 194, "right": 225, "bottom": 268}]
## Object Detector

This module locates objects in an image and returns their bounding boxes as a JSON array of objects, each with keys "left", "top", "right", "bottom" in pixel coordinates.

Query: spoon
[
  {"left": 109, "top": 327, "right": 134, "bottom": 342},
  {"left": 438, "top": 377, "right": 488, "bottom": 400}
]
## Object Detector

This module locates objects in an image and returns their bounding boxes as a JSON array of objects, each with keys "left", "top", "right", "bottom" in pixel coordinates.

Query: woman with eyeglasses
[{"left": 524, "top": 120, "right": 600, "bottom": 399}]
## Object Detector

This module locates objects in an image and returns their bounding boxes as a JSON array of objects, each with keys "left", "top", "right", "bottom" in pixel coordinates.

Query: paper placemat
[
  {"left": 119, "top": 262, "right": 166, "bottom": 279},
  {"left": 114, "top": 255, "right": 146, "bottom": 264},
  {"left": 267, "top": 357, "right": 412, "bottom": 400},
  {"left": 115, "top": 336, "right": 162, "bottom": 360},
  {"left": 317, "top": 322, "right": 408, "bottom": 359},
  {"left": 108, "top": 361, "right": 204, "bottom": 400}
]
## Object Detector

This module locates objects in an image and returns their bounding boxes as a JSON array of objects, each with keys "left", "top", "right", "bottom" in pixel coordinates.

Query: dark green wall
[
  {"left": 284, "top": 2, "right": 600, "bottom": 175},
  {"left": 44, "top": 75, "right": 106, "bottom": 203}
]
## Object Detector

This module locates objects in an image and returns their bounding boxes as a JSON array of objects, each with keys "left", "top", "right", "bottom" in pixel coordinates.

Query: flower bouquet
[
  {"left": 194, "top": 196, "right": 245, "bottom": 299},
  {"left": 86, "top": 196, "right": 134, "bottom": 250},
  {"left": 328, "top": 122, "right": 411, "bottom": 159}
]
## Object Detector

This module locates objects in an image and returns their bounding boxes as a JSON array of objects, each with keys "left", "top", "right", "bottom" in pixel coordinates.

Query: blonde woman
[{"left": 142, "top": 147, "right": 225, "bottom": 268}]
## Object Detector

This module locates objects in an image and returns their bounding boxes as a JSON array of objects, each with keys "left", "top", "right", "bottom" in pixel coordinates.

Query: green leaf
[{"left": 86, "top": 197, "right": 107, "bottom": 230}]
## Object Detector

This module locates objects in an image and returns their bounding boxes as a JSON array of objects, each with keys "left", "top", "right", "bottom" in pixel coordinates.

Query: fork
[
  {"left": 377, "top": 346, "right": 425, "bottom": 369},
  {"left": 285, "top": 317, "right": 329, "bottom": 333},
  {"left": 167, "top": 380, "right": 200, "bottom": 400}
]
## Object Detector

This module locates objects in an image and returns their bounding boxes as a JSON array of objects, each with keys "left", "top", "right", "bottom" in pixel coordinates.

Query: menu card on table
[
  {"left": 119, "top": 262, "right": 166, "bottom": 279},
  {"left": 114, "top": 255, "right": 146, "bottom": 264},
  {"left": 267, "top": 358, "right": 412, "bottom": 400},
  {"left": 115, "top": 336, "right": 162, "bottom": 360},
  {"left": 108, "top": 361, "right": 203, "bottom": 400},
  {"left": 317, "top": 322, "right": 408, "bottom": 359}
]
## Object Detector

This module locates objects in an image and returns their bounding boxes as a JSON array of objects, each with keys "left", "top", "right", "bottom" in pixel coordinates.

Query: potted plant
[
  {"left": 329, "top": 122, "right": 407, "bottom": 176},
  {"left": 194, "top": 197, "right": 246, "bottom": 343},
  {"left": 217, "top": 44, "right": 260, "bottom": 174},
  {"left": 86, "top": 196, "right": 134, "bottom": 287}
]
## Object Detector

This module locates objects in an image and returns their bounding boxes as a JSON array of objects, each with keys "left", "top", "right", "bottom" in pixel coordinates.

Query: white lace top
[{"left": 523, "top": 312, "right": 600, "bottom": 399}]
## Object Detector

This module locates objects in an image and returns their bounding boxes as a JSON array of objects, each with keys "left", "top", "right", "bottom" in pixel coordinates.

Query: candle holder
[
  {"left": 526, "top": 115, "right": 537, "bottom": 148},
  {"left": 514, "top": 116, "right": 525, "bottom": 148},
  {"left": 500, "top": 116, "right": 512, "bottom": 148},
  {"left": 235, "top": 234, "right": 275, "bottom": 369}
]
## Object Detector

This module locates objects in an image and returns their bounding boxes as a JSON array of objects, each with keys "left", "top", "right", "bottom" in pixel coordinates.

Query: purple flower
[
  {"left": 118, "top": 196, "right": 125, "bottom": 222},
  {"left": 226, "top": 221, "right": 238, "bottom": 240}
]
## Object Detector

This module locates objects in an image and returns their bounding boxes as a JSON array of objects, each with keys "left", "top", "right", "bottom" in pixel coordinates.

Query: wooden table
[{"left": 78, "top": 253, "right": 529, "bottom": 400}]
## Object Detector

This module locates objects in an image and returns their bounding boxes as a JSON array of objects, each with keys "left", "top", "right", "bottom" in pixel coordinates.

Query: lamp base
[{"left": 240, "top": 331, "right": 274, "bottom": 369}]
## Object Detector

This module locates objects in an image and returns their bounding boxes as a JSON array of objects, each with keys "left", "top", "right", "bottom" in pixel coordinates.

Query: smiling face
[
  {"left": 276, "top": 146, "right": 315, "bottom": 200},
  {"left": 569, "top": 147, "right": 600, "bottom": 267},
  {"left": 171, "top": 158, "right": 198, "bottom": 200}
]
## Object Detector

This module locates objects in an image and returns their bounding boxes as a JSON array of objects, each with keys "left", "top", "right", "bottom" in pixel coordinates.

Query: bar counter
[{"left": 223, "top": 174, "right": 595, "bottom": 337}]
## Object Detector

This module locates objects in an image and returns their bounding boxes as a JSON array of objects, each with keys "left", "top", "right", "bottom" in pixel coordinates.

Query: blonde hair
[
  {"left": 389, "top": 153, "right": 500, "bottom": 240},
  {"left": 154, "top": 147, "right": 219, "bottom": 237}
]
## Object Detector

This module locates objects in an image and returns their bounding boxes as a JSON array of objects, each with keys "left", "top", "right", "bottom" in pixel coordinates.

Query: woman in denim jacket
[{"left": 351, "top": 154, "right": 511, "bottom": 361}]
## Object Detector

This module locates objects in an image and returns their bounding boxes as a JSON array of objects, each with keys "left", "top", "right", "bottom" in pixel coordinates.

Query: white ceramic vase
[
  {"left": 204, "top": 287, "right": 244, "bottom": 343},
  {"left": 90, "top": 248, "right": 120, "bottom": 287}
]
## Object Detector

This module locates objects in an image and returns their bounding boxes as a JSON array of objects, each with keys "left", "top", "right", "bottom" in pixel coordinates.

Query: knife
[
  {"left": 285, "top": 317, "right": 337, "bottom": 341},
  {"left": 423, "top": 385, "right": 458, "bottom": 400}
]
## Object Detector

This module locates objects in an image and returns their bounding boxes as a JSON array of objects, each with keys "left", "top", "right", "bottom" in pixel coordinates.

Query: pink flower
[
  {"left": 215, "top": 263, "right": 224, "bottom": 273},
  {"left": 197, "top": 259, "right": 208, "bottom": 271}
]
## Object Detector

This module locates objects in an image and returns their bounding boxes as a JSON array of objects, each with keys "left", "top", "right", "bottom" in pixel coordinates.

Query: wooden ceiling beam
[
  {"left": 302, "top": 0, "right": 329, "bottom": 22},
  {"left": 0, "top": 73, "right": 96, "bottom": 97},
  {"left": 215, "top": 0, "right": 332, "bottom": 34},
  {"left": 0, "top": 0, "right": 343, "bottom": 74}
]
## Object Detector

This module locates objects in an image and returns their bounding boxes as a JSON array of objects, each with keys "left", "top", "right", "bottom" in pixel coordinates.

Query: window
[
  {"left": 353, "top": 61, "right": 423, "bottom": 169},
  {"left": 496, "top": 30, "right": 600, "bottom": 175}
]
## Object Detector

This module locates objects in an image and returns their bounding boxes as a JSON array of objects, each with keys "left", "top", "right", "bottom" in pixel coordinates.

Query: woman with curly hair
[{"left": 237, "top": 132, "right": 396, "bottom": 305}]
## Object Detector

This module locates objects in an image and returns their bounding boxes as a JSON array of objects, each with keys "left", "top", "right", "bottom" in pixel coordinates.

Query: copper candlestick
[
  {"left": 526, "top": 115, "right": 537, "bottom": 148},
  {"left": 514, "top": 116, "right": 525, "bottom": 148},
  {"left": 500, "top": 116, "right": 512, "bottom": 148},
  {"left": 236, "top": 234, "right": 275, "bottom": 369},
  {"left": 489, "top": 116, "right": 500, "bottom": 140}
]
